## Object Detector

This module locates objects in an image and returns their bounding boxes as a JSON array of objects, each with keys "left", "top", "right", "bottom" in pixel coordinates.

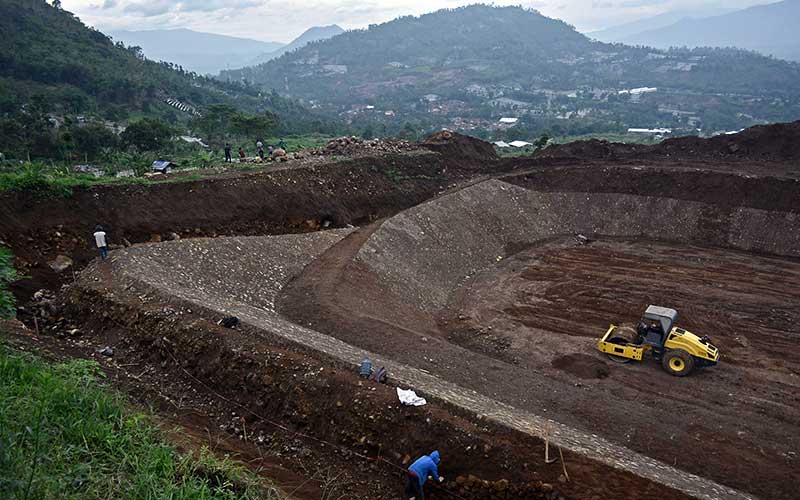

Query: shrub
[{"left": 0, "top": 247, "right": 17, "bottom": 319}]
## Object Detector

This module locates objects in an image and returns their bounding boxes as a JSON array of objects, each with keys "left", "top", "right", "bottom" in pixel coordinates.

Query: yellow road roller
[{"left": 598, "top": 305, "right": 720, "bottom": 376}]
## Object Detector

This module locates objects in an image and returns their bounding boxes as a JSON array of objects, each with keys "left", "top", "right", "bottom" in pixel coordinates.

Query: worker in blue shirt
[{"left": 404, "top": 450, "right": 443, "bottom": 500}]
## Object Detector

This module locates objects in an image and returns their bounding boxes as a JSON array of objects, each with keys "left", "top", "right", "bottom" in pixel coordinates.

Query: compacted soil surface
[
  {"left": 448, "top": 238, "right": 800, "bottom": 486},
  {"left": 4, "top": 126, "right": 800, "bottom": 500},
  {"left": 279, "top": 229, "right": 799, "bottom": 499}
]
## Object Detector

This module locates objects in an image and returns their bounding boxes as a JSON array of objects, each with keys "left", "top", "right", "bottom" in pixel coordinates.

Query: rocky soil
[{"left": 4, "top": 124, "right": 800, "bottom": 500}]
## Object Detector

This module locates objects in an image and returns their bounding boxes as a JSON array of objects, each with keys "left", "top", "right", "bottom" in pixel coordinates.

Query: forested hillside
[
  {"left": 249, "top": 25, "right": 344, "bottom": 66},
  {"left": 221, "top": 5, "right": 800, "bottom": 138},
  {"left": 0, "top": 0, "right": 336, "bottom": 159},
  {"left": 0, "top": 0, "right": 242, "bottom": 120}
]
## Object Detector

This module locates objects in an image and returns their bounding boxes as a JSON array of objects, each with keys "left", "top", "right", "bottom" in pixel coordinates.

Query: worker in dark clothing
[
  {"left": 404, "top": 450, "right": 443, "bottom": 500},
  {"left": 224, "top": 143, "right": 232, "bottom": 163}
]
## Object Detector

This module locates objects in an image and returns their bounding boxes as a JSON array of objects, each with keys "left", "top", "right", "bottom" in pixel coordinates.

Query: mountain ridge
[
  {"left": 108, "top": 28, "right": 284, "bottom": 74},
  {"left": 619, "top": 0, "right": 799, "bottom": 62},
  {"left": 588, "top": 5, "right": 735, "bottom": 42},
  {"left": 220, "top": 4, "right": 800, "bottom": 137},
  {"left": 0, "top": 0, "right": 337, "bottom": 157},
  {"left": 248, "top": 25, "right": 345, "bottom": 67}
]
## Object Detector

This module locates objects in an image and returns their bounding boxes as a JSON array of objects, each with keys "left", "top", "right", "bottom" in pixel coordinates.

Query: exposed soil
[
  {"left": 448, "top": 238, "right": 800, "bottom": 369},
  {"left": 537, "top": 120, "right": 800, "bottom": 165},
  {"left": 423, "top": 130, "right": 499, "bottom": 164},
  {"left": 0, "top": 319, "right": 323, "bottom": 499},
  {"left": 550, "top": 354, "right": 610, "bottom": 380},
  {"left": 502, "top": 164, "right": 800, "bottom": 212},
  {"left": 0, "top": 147, "right": 497, "bottom": 304},
  {"left": 50, "top": 272, "right": 684, "bottom": 500},
  {"left": 279, "top": 224, "right": 800, "bottom": 499},
  {"left": 5, "top": 124, "right": 800, "bottom": 500}
]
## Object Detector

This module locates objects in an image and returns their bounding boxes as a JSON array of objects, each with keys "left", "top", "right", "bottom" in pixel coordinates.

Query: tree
[
  {"left": 398, "top": 122, "right": 417, "bottom": 140},
  {"left": 193, "top": 104, "right": 237, "bottom": 144},
  {"left": 229, "top": 111, "right": 277, "bottom": 139},
  {"left": 68, "top": 123, "right": 120, "bottom": 161},
  {"left": 121, "top": 118, "right": 175, "bottom": 152},
  {"left": 534, "top": 134, "right": 550, "bottom": 149},
  {"left": 194, "top": 106, "right": 278, "bottom": 144},
  {"left": 361, "top": 124, "right": 374, "bottom": 139}
]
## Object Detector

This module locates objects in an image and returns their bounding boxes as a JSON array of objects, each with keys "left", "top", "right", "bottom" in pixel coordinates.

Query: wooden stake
[
  {"left": 544, "top": 425, "right": 559, "bottom": 464},
  {"left": 558, "top": 447, "right": 569, "bottom": 481}
]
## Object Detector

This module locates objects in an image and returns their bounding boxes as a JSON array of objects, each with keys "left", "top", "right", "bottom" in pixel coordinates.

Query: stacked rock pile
[{"left": 450, "top": 475, "right": 566, "bottom": 500}]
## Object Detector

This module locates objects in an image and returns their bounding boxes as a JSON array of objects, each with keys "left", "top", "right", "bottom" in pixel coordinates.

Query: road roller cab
[{"left": 598, "top": 305, "right": 720, "bottom": 376}]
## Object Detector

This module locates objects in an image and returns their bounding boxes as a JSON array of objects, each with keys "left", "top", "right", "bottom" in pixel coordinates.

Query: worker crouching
[{"left": 404, "top": 450, "right": 444, "bottom": 500}]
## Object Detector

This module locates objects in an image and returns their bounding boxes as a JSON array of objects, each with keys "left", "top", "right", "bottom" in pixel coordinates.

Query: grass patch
[
  {"left": 549, "top": 132, "right": 662, "bottom": 145},
  {"left": 0, "top": 342, "right": 282, "bottom": 500},
  {"left": 0, "top": 248, "right": 17, "bottom": 319},
  {"left": 384, "top": 165, "right": 432, "bottom": 182},
  {"left": 0, "top": 166, "right": 92, "bottom": 197},
  {"left": 261, "top": 134, "right": 333, "bottom": 152}
]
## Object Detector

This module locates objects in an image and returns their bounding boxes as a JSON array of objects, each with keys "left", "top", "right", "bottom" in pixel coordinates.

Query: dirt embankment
[
  {"left": 422, "top": 130, "right": 499, "bottom": 164},
  {"left": 7, "top": 125, "right": 800, "bottom": 499},
  {"left": 1, "top": 149, "right": 503, "bottom": 302},
  {"left": 60, "top": 272, "right": 686, "bottom": 500},
  {"left": 502, "top": 165, "right": 800, "bottom": 213},
  {"left": 278, "top": 174, "right": 799, "bottom": 499},
  {"left": 536, "top": 120, "right": 800, "bottom": 165}
]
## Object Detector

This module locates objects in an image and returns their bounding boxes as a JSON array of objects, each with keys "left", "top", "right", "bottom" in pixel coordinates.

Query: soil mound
[
  {"left": 537, "top": 138, "right": 640, "bottom": 160},
  {"left": 422, "top": 130, "right": 498, "bottom": 163},
  {"left": 654, "top": 120, "right": 800, "bottom": 160},
  {"left": 313, "top": 136, "right": 417, "bottom": 156},
  {"left": 552, "top": 353, "right": 610, "bottom": 379},
  {"left": 537, "top": 121, "right": 800, "bottom": 162}
]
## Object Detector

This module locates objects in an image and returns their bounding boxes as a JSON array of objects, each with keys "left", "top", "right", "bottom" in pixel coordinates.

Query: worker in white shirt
[{"left": 93, "top": 225, "right": 108, "bottom": 260}]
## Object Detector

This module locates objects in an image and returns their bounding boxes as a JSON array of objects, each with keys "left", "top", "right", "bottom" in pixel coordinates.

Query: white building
[
  {"left": 627, "top": 128, "right": 672, "bottom": 135},
  {"left": 619, "top": 87, "right": 658, "bottom": 95}
]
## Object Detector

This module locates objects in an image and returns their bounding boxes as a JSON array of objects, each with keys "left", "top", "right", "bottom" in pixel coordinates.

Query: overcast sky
[{"left": 61, "top": 0, "right": 772, "bottom": 43}]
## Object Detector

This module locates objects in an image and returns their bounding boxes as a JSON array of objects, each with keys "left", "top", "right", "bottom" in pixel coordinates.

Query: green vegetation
[
  {"left": 548, "top": 132, "right": 661, "bottom": 145},
  {"left": 0, "top": 162, "right": 151, "bottom": 197},
  {"left": 0, "top": 0, "right": 341, "bottom": 163},
  {"left": 0, "top": 163, "right": 92, "bottom": 197},
  {"left": 0, "top": 129, "right": 338, "bottom": 196},
  {"left": 120, "top": 118, "right": 178, "bottom": 152},
  {"left": 0, "top": 341, "right": 281, "bottom": 499},
  {"left": 194, "top": 105, "right": 278, "bottom": 146},
  {"left": 221, "top": 4, "right": 800, "bottom": 139},
  {"left": 259, "top": 134, "right": 332, "bottom": 151},
  {"left": 0, "top": 248, "right": 17, "bottom": 319}
]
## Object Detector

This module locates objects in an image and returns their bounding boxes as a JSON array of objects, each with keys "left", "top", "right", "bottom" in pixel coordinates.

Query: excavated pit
[
  {"left": 6, "top": 128, "right": 799, "bottom": 499},
  {"left": 80, "top": 170, "right": 800, "bottom": 500},
  {"left": 275, "top": 178, "right": 798, "bottom": 499}
]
